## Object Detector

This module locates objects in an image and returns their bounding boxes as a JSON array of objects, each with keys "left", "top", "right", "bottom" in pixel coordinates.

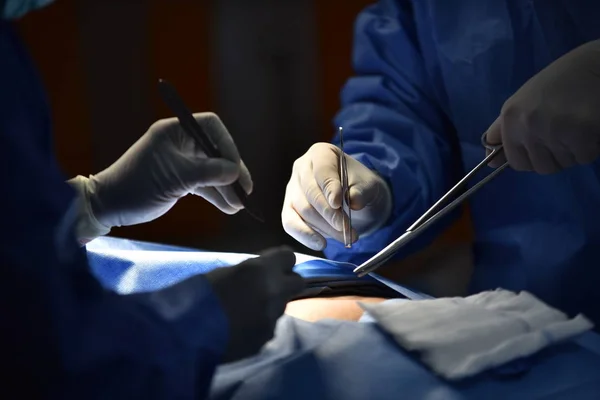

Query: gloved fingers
[
  {"left": 484, "top": 117, "right": 508, "bottom": 168},
  {"left": 183, "top": 158, "right": 241, "bottom": 187},
  {"left": 501, "top": 116, "right": 534, "bottom": 171},
  {"left": 212, "top": 160, "right": 253, "bottom": 210},
  {"left": 504, "top": 141, "right": 534, "bottom": 171},
  {"left": 213, "top": 184, "right": 245, "bottom": 210},
  {"left": 311, "top": 144, "right": 343, "bottom": 209},
  {"left": 298, "top": 152, "right": 343, "bottom": 231},
  {"left": 485, "top": 117, "right": 502, "bottom": 146},
  {"left": 292, "top": 195, "right": 346, "bottom": 244},
  {"left": 300, "top": 171, "right": 344, "bottom": 231},
  {"left": 257, "top": 246, "right": 297, "bottom": 273},
  {"left": 317, "top": 208, "right": 358, "bottom": 240},
  {"left": 347, "top": 175, "right": 383, "bottom": 211},
  {"left": 310, "top": 216, "right": 350, "bottom": 245},
  {"left": 348, "top": 185, "right": 368, "bottom": 210},
  {"left": 486, "top": 148, "right": 508, "bottom": 168},
  {"left": 256, "top": 246, "right": 296, "bottom": 292},
  {"left": 238, "top": 160, "right": 253, "bottom": 195},
  {"left": 193, "top": 187, "right": 242, "bottom": 214},
  {"left": 193, "top": 112, "right": 242, "bottom": 164},
  {"left": 281, "top": 200, "right": 326, "bottom": 251},
  {"left": 254, "top": 247, "right": 302, "bottom": 319},
  {"left": 549, "top": 140, "right": 578, "bottom": 169},
  {"left": 527, "top": 143, "right": 562, "bottom": 174},
  {"left": 572, "top": 139, "right": 600, "bottom": 165}
]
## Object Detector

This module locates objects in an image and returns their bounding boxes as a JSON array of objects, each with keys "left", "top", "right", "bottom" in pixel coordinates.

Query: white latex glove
[
  {"left": 486, "top": 39, "right": 600, "bottom": 174},
  {"left": 282, "top": 143, "right": 392, "bottom": 251},
  {"left": 68, "top": 112, "right": 252, "bottom": 243}
]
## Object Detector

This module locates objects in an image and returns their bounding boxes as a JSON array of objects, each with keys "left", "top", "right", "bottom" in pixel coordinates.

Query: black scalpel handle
[{"left": 157, "top": 79, "right": 264, "bottom": 223}]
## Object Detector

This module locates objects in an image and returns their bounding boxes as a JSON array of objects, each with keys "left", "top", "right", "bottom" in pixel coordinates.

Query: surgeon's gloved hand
[
  {"left": 206, "top": 247, "right": 305, "bottom": 362},
  {"left": 282, "top": 143, "right": 392, "bottom": 251},
  {"left": 68, "top": 112, "right": 252, "bottom": 243},
  {"left": 486, "top": 39, "right": 600, "bottom": 174}
]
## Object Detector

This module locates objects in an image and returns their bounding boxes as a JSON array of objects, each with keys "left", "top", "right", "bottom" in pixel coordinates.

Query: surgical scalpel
[
  {"left": 157, "top": 79, "right": 265, "bottom": 223},
  {"left": 353, "top": 132, "right": 508, "bottom": 277},
  {"left": 338, "top": 127, "right": 353, "bottom": 248}
]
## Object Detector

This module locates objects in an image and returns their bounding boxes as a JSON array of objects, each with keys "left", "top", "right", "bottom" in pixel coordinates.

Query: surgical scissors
[
  {"left": 353, "top": 132, "right": 508, "bottom": 277},
  {"left": 339, "top": 127, "right": 353, "bottom": 248}
]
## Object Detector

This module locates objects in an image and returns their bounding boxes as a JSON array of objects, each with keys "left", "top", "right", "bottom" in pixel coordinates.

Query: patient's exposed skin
[
  {"left": 285, "top": 227, "right": 474, "bottom": 323},
  {"left": 284, "top": 296, "right": 388, "bottom": 322}
]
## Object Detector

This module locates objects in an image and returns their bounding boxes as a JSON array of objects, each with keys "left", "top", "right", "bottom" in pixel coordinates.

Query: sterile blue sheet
[
  {"left": 86, "top": 236, "right": 428, "bottom": 300},
  {"left": 86, "top": 237, "right": 600, "bottom": 400}
]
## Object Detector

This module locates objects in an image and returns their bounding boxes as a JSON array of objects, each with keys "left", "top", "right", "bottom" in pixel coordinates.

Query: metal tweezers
[
  {"left": 353, "top": 131, "right": 508, "bottom": 277},
  {"left": 339, "top": 127, "right": 353, "bottom": 248}
]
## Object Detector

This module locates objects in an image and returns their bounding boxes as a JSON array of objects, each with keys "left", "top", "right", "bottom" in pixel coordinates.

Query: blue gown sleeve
[
  {"left": 1, "top": 132, "right": 229, "bottom": 399},
  {"left": 324, "top": 0, "right": 462, "bottom": 264},
  {"left": 0, "top": 36, "right": 228, "bottom": 396}
]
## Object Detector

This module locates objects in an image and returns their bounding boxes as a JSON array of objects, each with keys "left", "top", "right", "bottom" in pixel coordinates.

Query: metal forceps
[
  {"left": 338, "top": 127, "right": 353, "bottom": 248},
  {"left": 354, "top": 132, "right": 509, "bottom": 277}
]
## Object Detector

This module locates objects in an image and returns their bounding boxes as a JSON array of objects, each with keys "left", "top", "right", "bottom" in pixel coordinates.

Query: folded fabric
[
  {"left": 359, "top": 289, "right": 594, "bottom": 380},
  {"left": 85, "top": 237, "right": 431, "bottom": 300}
]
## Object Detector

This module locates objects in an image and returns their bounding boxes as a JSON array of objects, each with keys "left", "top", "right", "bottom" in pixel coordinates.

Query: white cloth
[{"left": 360, "top": 289, "right": 594, "bottom": 380}]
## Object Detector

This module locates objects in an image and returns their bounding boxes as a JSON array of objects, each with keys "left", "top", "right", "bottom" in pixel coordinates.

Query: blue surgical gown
[
  {"left": 0, "top": 20, "right": 228, "bottom": 399},
  {"left": 325, "top": 0, "right": 600, "bottom": 326}
]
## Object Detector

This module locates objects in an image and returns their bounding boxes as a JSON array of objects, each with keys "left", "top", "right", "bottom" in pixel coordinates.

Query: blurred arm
[
  {"left": 325, "top": 0, "right": 461, "bottom": 264},
  {"left": 1, "top": 111, "right": 228, "bottom": 399}
]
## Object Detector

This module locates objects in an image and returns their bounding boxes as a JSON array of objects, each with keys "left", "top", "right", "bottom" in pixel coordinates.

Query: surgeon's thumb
[
  {"left": 484, "top": 118, "right": 506, "bottom": 168},
  {"left": 185, "top": 158, "right": 240, "bottom": 187}
]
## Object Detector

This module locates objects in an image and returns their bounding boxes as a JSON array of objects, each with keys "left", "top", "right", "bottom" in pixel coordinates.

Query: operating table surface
[{"left": 86, "top": 237, "right": 600, "bottom": 400}]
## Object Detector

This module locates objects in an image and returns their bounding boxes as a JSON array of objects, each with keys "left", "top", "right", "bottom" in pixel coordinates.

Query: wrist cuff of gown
[{"left": 66, "top": 175, "right": 111, "bottom": 246}]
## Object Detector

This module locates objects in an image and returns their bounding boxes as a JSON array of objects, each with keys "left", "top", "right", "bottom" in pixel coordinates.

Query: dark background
[{"left": 16, "top": 0, "right": 471, "bottom": 263}]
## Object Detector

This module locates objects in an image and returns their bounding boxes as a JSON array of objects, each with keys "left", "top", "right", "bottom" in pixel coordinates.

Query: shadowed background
[{"left": 17, "top": 0, "right": 472, "bottom": 287}]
